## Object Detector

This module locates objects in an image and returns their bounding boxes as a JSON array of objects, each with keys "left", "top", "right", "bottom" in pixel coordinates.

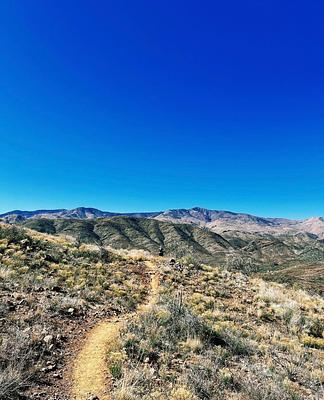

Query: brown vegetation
[
  {"left": 0, "top": 223, "right": 150, "bottom": 399},
  {"left": 0, "top": 222, "right": 323, "bottom": 399},
  {"left": 108, "top": 260, "right": 324, "bottom": 399}
]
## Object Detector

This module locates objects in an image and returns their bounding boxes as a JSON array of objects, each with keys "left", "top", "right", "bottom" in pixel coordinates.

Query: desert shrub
[
  {"left": 271, "top": 350, "right": 323, "bottom": 392},
  {"left": 178, "top": 255, "right": 202, "bottom": 269},
  {"left": 124, "top": 295, "right": 225, "bottom": 362},
  {"left": 112, "top": 296, "right": 229, "bottom": 399},
  {"left": 238, "top": 361, "right": 303, "bottom": 400},
  {"left": 226, "top": 252, "right": 258, "bottom": 274},
  {"left": 0, "top": 365, "right": 25, "bottom": 400},
  {"left": 0, "top": 225, "right": 27, "bottom": 244},
  {"left": 185, "top": 352, "right": 225, "bottom": 399},
  {"left": 218, "top": 328, "right": 256, "bottom": 356},
  {"left": 306, "top": 316, "right": 323, "bottom": 338},
  {"left": 0, "top": 324, "right": 44, "bottom": 400},
  {"left": 113, "top": 367, "right": 154, "bottom": 400}
]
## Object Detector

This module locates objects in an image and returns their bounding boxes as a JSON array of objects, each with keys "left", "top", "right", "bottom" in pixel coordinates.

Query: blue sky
[{"left": 0, "top": 1, "right": 323, "bottom": 218}]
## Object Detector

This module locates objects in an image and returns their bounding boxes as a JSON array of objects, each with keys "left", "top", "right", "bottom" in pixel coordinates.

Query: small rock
[
  {"left": 43, "top": 334, "right": 54, "bottom": 345},
  {"left": 18, "top": 298, "right": 28, "bottom": 306},
  {"left": 31, "top": 391, "right": 47, "bottom": 398},
  {"left": 41, "top": 362, "right": 57, "bottom": 372}
]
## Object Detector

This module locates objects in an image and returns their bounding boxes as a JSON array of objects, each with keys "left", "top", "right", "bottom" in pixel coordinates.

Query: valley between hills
[{"left": 0, "top": 207, "right": 323, "bottom": 400}]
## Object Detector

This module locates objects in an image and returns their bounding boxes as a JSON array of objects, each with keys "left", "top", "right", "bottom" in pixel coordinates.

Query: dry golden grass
[
  {"left": 108, "top": 259, "right": 324, "bottom": 400},
  {"left": 0, "top": 224, "right": 151, "bottom": 400},
  {"left": 1, "top": 223, "right": 323, "bottom": 399}
]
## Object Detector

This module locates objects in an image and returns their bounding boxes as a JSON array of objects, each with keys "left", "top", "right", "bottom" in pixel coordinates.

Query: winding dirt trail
[{"left": 71, "top": 260, "right": 159, "bottom": 400}]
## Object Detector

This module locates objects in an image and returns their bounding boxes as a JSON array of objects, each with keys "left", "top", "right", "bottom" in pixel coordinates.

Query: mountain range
[
  {"left": 1, "top": 207, "right": 323, "bottom": 293},
  {"left": 15, "top": 215, "right": 323, "bottom": 296},
  {"left": 0, "top": 207, "right": 159, "bottom": 221},
  {"left": 1, "top": 206, "right": 323, "bottom": 238}
]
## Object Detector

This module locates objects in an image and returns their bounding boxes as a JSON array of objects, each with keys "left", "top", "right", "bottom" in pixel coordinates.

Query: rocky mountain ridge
[
  {"left": 156, "top": 207, "right": 324, "bottom": 238},
  {"left": 1, "top": 206, "right": 323, "bottom": 238},
  {"left": 0, "top": 207, "right": 160, "bottom": 222}
]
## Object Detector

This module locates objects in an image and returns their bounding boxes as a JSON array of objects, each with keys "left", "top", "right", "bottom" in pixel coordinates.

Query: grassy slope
[
  {"left": 23, "top": 217, "right": 233, "bottom": 264},
  {"left": 0, "top": 223, "right": 323, "bottom": 400},
  {"left": 263, "top": 263, "right": 324, "bottom": 295},
  {"left": 23, "top": 217, "right": 324, "bottom": 294},
  {"left": 0, "top": 223, "right": 150, "bottom": 400},
  {"left": 109, "top": 260, "right": 324, "bottom": 400}
]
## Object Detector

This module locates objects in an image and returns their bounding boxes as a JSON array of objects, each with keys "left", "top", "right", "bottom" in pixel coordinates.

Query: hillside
[
  {"left": 21, "top": 217, "right": 324, "bottom": 295},
  {"left": 22, "top": 217, "right": 233, "bottom": 265},
  {"left": 222, "top": 231, "right": 324, "bottom": 267},
  {"left": 109, "top": 260, "right": 324, "bottom": 400},
  {"left": 0, "top": 222, "right": 151, "bottom": 400},
  {"left": 263, "top": 263, "right": 324, "bottom": 294},
  {"left": 0, "top": 222, "right": 323, "bottom": 400}
]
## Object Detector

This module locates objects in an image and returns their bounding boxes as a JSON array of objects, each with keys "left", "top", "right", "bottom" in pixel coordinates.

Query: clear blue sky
[{"left": 0, "top": 1, "right": 323, "bottom": 218}]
